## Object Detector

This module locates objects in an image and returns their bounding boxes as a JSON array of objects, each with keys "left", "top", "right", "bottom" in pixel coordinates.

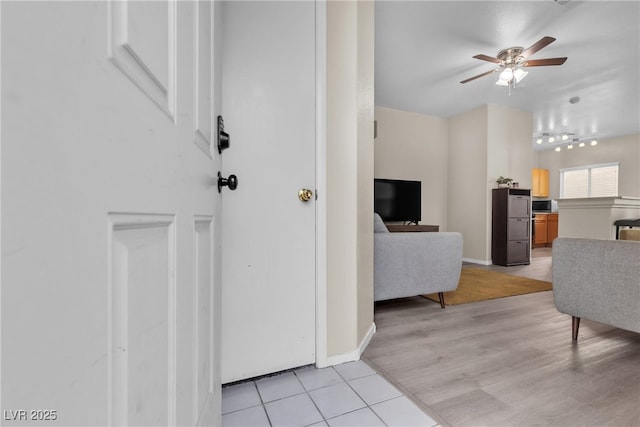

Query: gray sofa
[
  {"left": 374, "top": 213, "right": 463, "bottom": 307},
  {"left": 552, "top": 237, "right": 640, "bottom": 340}
]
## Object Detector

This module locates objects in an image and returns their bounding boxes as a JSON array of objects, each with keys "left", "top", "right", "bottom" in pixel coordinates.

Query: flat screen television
[{"left": 374, "top": 178, "right": 421, "bottom": 223}]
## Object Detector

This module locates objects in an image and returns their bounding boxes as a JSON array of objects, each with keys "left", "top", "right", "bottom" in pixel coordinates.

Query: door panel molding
[
  {"left": 107, "top": 0, "right": 177, "bottom": 120},
  {"left": 193, "top": 215, "right": 215, "bottom": 425},
  {"left": 193, "top": 0, "right": 213, "bottom": 157},
  {"left": 107, "top": 213, "right": 177, "bottom": 426}
]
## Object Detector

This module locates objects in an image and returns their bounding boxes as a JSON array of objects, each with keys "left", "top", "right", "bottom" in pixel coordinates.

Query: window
[{"left": 560, "top": 162, "right": 619, "bottom": 198}]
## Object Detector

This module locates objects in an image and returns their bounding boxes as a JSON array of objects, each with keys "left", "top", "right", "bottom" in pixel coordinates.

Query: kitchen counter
[{"left": 556, "top": 197, "right": 640, "bottom": 240}]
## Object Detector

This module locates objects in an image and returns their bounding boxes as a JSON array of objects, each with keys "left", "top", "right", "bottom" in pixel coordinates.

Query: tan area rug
[{"left": 423, "top": 268, "right": 552, "bottom": 306}]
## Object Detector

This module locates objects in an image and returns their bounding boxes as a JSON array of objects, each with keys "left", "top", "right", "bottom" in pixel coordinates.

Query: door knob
[
  {"left": 298, "top": 188, "right": 313, "bottom": 202},
  {"left": 218, "top": 172, "right": 238, "bottom": 193}
]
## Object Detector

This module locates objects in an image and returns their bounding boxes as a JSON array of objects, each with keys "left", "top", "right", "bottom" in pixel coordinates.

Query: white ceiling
[{"left": 375, "top": 0, "right": 640, "bottom": 151}]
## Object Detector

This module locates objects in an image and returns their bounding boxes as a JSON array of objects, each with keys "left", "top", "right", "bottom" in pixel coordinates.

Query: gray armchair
[
  {"left": 552, "top": 237, "right": 640, "bottom": 340},
  {"left": 374, "top": 213, "right": 463, "bottom": 307}
]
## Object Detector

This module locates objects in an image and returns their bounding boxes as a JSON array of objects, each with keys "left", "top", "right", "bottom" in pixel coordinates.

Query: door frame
[
  {"left": 0, "top": 1, "right": 4, "bottom": 401},
  {"left": 314, "top": 0, "right": 328, "bottom": 369}
]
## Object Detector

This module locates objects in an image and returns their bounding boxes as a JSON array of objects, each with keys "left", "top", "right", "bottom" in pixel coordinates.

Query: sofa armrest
[{"left": 374, "top": 232, "right": 463, "bottom": 301}]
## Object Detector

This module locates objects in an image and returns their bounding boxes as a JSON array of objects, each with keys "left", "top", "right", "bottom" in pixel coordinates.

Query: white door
[
  {"left": 221, "top": 1, "right": 317, "bottom": 382},
  {"left": 1, "top": 1, "right": 222, "bottom": 425}
]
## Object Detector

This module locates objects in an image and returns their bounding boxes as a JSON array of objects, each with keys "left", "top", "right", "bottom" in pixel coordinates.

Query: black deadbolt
[
  {"left": 218, "top": 172, "right": 238, "bottom": 193},
  {"left": 217, "top": 116, "right": 230, "bottom": 154}
]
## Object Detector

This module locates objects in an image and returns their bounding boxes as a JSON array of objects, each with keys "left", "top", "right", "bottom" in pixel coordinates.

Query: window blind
[{"left": 560, "top": 163, "right": 619, "bottom": 198}]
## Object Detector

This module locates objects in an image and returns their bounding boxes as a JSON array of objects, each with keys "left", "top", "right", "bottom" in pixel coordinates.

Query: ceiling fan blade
[
  {"left": 523, "top": 57, "right": 567, "bottom": 67},
  {"left": 460, "top": 68, "right": 498, "bottom": 84},
  {"left": 473, "top": 54, "right": 501, "bottom": 64},
  {"left": 521, "top": 36, "right": 556, "bottom": 58}
]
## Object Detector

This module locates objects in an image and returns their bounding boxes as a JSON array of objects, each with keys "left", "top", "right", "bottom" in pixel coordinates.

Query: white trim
[
  {"left": 325, "top": 322, "right": 377, "bottom": 367},
  {"left": 463, "top": 257, "right": 492, "bottom": 265},
  {"left": 314, "top": 0, "right": 329, "bottom": 369}
]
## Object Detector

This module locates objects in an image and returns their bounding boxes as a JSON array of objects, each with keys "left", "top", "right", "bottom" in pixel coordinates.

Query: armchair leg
[
  {"left": 572, "top": 316, "right": 581, "bottom": 341},
  {"left": 438, "top": 292, "right": 446, "bottom": 309}
]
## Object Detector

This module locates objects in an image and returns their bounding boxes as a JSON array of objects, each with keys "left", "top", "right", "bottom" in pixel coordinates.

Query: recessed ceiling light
[
  {"left": 536, "top": 138, "right": 543, "bottom": 144},
  {"left": 591, "top": 140, "right": 598, "bottom": 146},
  {"left": 549, "top": 137, "right": 555, "bottom": 143},
  {"left": 562, "top": 134, "right": 569, "bottom": 141}
]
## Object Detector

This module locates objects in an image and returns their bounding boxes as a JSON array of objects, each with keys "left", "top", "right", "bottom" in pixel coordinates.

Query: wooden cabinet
[
  {"left": 492, "top": 188, "right": 531, "bottom": 266},
  {"left": 547, "top": 213, "right": 558, "bottom": 244},
  {"left": 532, "top": 168, "right": 549, "bottom": 197},
  {"left": 534, "top": 214, "right": 548, "bottom": 245},
  {"left": 533, "top": 213, "right": 559, "bottom": 247}
]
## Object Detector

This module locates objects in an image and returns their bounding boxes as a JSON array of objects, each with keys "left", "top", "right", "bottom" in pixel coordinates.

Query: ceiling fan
[{"left": 460, "top": 36, "right": 567, "bottom": 87}]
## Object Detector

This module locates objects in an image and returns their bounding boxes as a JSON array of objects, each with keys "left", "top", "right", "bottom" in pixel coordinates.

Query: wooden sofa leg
[
  {"left": 438, "top": 292, "right": 446, "bottom": 309},
  {"left": 572, "top": 316, "right": 581, "bottom": 341}
]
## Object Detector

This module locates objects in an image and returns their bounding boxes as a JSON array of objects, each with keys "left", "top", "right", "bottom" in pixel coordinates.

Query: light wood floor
[{"left": 363, "top": 249, "right": 640, "bottom": 427}]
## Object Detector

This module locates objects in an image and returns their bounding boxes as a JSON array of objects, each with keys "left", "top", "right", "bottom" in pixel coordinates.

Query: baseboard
[
  {"left": 463, "top": 257, "right": 492, "bottom": 265},
  {"left": 326, "top": 322, "right": 376, "bottom": 366}
]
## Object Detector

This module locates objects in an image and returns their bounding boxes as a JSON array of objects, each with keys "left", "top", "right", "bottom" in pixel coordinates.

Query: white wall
[
  {"left": 326, "top": 0, "right": 374, "bottom": 362},
  {"left": 487, "top": 104, "right": 535, "bottom": 190},
  {"left": 537, "top": 133, "right": 640, "bottom": 199},
  {"left": 356, "top": 0, "right": 375, "bottom": 347},
  {"left": 374, "top": 106, "right": 449, "bottom": 229},
  {"left": 447, "top": 106, "right": 489, "bottom": 262},
  {"left": 377, "top": 104, "right": 534, "bottom": 263}
]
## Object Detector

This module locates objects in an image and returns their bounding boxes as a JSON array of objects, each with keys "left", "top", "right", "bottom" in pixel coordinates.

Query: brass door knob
[{"left": 298, "top": 188, "right": 313, "bottom": 202}]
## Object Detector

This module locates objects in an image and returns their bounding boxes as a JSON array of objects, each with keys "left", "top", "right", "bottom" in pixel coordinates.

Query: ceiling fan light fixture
[
  {"left": 462, "top": 37, "right": 566, "bottom": 90},
  {"left": 499, "top": 67, "right": 513, "bottom": 81},
  {"left": 513, "top": 68, "right": 528, "bottom": 83}
]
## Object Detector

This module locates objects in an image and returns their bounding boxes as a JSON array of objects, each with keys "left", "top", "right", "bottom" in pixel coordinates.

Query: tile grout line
[
  {"left": 292, "top": 368, "right": 331, "bottom": 427},
  {"left": 222, "top": 362, "right": 439, "bottom": 426},
  {"left": 252, "top": 381, "right": 274, "bottom": 427}
]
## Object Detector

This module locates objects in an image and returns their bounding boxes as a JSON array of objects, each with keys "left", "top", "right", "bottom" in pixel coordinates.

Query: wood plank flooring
[{"left": 363, "top": 249, "right": 640, "bottom": 427}]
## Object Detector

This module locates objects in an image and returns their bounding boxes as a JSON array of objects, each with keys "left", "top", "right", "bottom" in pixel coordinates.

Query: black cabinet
[{"left": 492, "top": 188, "right": 531, "bottom": 266}]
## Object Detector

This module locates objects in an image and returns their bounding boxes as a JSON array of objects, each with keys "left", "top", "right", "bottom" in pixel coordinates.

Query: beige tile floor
[{"left": 222, "top": 361, "right": 440, "bottom": 427}]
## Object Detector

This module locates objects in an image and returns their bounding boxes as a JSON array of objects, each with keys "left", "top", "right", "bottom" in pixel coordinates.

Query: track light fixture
[{"left": 533, "top": 133, "right": 599, "bottom": 152}]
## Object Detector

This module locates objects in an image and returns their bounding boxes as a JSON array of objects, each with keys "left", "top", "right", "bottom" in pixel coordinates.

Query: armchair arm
[{"left": 552, "top": 238, "right": 640, "bottom": 334}]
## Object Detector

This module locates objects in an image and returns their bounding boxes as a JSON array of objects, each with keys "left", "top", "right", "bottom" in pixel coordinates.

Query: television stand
[{"left": 386, "top": 224, "right": 439, "bottom": 233}]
